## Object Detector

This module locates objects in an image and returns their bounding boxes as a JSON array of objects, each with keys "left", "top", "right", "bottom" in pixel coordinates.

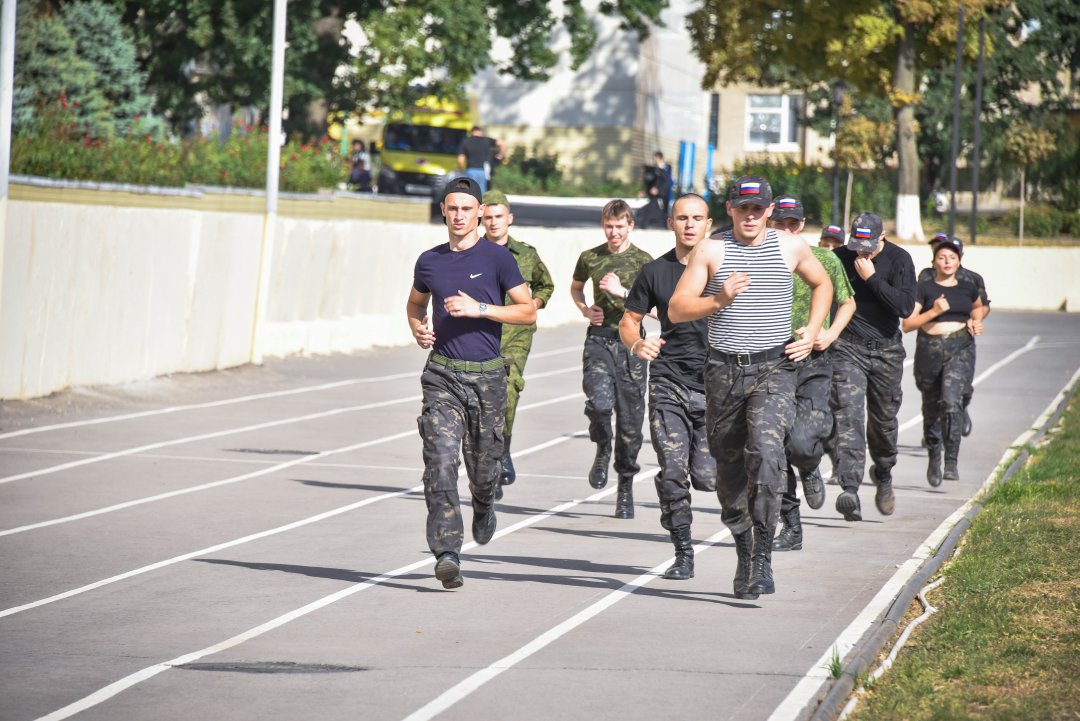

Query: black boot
[
  {"left": 836, "top": 487, "right": 862, "bottom": 522},
  {"left": 500, "top": 434, "right": 516, "bottom": 486},
  {"left": 589, "top": 442, "right": 611, "bottom": 489},
  {"left": 943, "top": 458, "right": 960, "bottom": 480},
  {"left": 962, "top": 407, "right": 972, "bottom": 437},
  {"left": 434, "top": 552, "right": 463, "bottom": 589},
  {"left": 772, "top": 507, "right": 803, "bottom": 551},
  {"left": 732, "top": 530, "right": 759, "bottom": 600},
  {"left": 748, "top": 522, "right": 776, "bottom": 595},
  {"left": 800, "top": 467, "right": 826, "bottom": 510},
  {"left": 927, "top": 444, "right": 943, "bottom": 487},
  {"left": 614, "top": 475, "right": 634, "bottom": 519},
  {"left": 870, "top": 466, "right": 895, "bottom": 516},
  {"left": 663, "top": 526, "right": 694, "bottom": 579}
]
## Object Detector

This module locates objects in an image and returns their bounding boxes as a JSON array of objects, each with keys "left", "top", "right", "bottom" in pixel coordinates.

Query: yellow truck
[{"left": 375, "top": 98, "right": 472, "bottom": 198}]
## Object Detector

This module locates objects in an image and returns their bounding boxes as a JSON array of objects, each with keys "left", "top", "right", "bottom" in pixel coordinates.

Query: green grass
[{"left": 846, "top": 393, "right": 1080, "bottom": 721}]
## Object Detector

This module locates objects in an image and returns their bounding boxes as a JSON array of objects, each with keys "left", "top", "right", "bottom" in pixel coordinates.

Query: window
[{"left": 745, "top": 94, "right": 801, "bottom": 151}]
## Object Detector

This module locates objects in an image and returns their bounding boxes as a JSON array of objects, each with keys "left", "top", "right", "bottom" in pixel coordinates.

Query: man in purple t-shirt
[{"left": 406, "top": 176, "right": 535, "bottom": 590}]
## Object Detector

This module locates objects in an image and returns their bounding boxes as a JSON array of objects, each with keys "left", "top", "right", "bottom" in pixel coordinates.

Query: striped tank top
[{"left": 704, "top": 229, "right": 793, "bottom": 352}]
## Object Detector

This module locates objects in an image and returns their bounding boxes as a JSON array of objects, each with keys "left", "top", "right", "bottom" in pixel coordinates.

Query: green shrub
[
  {"left": 1060, "top": 210, "right": 1080, "bottom": 237},
  {"left": 11, "top": 103, "right": 346, "bottom": 192},
  {"left": 1002, "top": 204, "right": 1065, "bottom": 237}
]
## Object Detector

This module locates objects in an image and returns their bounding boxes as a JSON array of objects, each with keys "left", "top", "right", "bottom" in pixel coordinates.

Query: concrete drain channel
[{"left": 175, "top": 662, "right": 368, "bottom": 674}]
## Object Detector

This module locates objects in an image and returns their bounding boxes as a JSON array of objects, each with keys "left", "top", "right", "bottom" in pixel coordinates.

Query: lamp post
[
  {"left": 947, "top": 6, "right": 965, "bottom": 240},
  {"left": 830, "top": 81, "right": 846, "bottom": 225}
]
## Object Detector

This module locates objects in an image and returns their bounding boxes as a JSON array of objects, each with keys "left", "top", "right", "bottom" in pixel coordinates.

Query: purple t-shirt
[{"left": 413, "top": 239, "right": 525, "bottom": 361}]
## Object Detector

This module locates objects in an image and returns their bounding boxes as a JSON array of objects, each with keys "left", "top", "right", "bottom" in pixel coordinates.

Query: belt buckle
[{"left": 736, "top": 352, "right": 751, "bottom": 367}]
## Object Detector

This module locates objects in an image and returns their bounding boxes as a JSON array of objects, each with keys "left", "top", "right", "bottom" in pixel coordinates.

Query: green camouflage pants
[
  {"left": 829, "top": 334, "right": 906, "bottom": 490},
  {"left": 582, "top": 329, "right": 647, "bottom": 477},
  {"left": 417, "top": 361, "right": 506, "bottom": 556},
  {"left": 705, "top": 351, "right": 797, "bottom": 536},
  {"left": 781, "top": 350, "right": 832, "bottom": 513},
  {"left": 648, "top": 374, "right": 716, "bottom": 532},
  {"left": 501, "top": 325, "right": 535, "bottom": 435},
  {"left": 914, "top": 331, "right": 976, "bottom": 464}
]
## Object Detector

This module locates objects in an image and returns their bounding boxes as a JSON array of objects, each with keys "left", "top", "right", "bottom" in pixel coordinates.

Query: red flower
[{"left": 59, "top": 92, "right": 69, "bottom": 109}]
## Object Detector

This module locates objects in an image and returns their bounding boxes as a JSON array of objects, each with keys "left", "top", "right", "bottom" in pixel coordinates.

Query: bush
[
  {"left": 492, "top": 147, "right": 638, "bottom": 198},
  {"left": 1002, "top": 204, "right": 1065, "bottom": 237},
  {"left": 1062, "top": 210, "right": 1080, "bottom": 237},
  {"left": 11, "top": 103, "right": 346, "bottom": 192}
]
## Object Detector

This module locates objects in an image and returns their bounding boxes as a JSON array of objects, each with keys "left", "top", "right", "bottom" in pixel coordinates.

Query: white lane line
[
  {"left": 0, "top": 374, "right": 415, "bottom": 442},
  {"left": 1, "top": 424, "right": 589, "bottom": 619},
  {"left": 0, "top": 344, "right": 580, "bottom": 442},
  {"left": 0, "top": 392, "right": 584, "bottom": 538},
  {"left": 401, "top": 526, "right": 733, "bottom": 721},
  {"left": 29, "top": 467, "right": 661, "bottom": 721},
  {"left": 767, "top": 334, "right": 1048, "bottom": 721},
  {"left": 895, "top": 335, "right": 1040, "bottom": 434},
  {"left": 0, "top": 366, "right": 581, "bottom": 486}
]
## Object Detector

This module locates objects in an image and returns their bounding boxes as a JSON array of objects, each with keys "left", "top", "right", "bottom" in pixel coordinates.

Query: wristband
[{"left": 623, "top": 288, "right": 629, "bottom": 300}]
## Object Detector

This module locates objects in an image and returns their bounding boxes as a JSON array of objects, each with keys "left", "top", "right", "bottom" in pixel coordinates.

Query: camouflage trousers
[
  {"left": 501, "top": 325, "right": 536, "bottom": 435},
  {"left": 417, "top": 359, "right": 506, "bottom": 556},
  {"left": 914, "top": 330, "right": 976, "bottom": 464},
  {"left": 830, "top": 333, "right": 906, "bottom": 490},
  {"left": 781, "top": 350, "right": 833, "bottom": 513},
  {"left": 582, "top": 328, "right": 647, "bottom": 477},
  {"left": 704, "top": 349, "right": 797, "bottom": 536},
  {"left": 648, "top": 375, "right": 716, "bottom": 532}
]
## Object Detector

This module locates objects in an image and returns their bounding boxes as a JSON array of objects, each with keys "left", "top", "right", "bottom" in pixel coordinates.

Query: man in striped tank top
[{"left": 669, "top": 176, "right": 832, "bottom": 599}]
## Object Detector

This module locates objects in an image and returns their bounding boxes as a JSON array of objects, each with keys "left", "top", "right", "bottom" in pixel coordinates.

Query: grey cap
[{"left": 846, "top": 212, "right": 883, "bottom": 252}]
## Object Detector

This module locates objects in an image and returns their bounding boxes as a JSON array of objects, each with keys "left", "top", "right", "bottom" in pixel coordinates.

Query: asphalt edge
[{"left": 801, "top": 367, "right": 1080, "bottom": 721}]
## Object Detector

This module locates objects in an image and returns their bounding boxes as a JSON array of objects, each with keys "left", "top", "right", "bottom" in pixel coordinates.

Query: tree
[
  {"left": 688, "top": 0, "right": 1003, "bottom": 241},
  {"left": 1002, "top": 121, "right": 1055, "bottom": 245},
  {"left": 108, "top": 1, "right": 668, "bottom": 137}
]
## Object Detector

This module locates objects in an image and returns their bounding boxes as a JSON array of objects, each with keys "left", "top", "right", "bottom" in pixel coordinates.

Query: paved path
[{"left": 1, "top": 311, "right": 1077, "bottom": 721}]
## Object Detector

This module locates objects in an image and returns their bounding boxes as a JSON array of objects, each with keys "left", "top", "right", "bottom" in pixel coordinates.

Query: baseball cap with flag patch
[
  {"left": 846, "top": 212, "right": 884, "bottom": 253},
  {"left": 821, "top": 224, "right": 845, "bottom": 243},
  {"left": 727, "top": 175, "right": 773, "bottom": 207},
  {"left": 772, "top": 195, "right": 804, "bottom": 221}
]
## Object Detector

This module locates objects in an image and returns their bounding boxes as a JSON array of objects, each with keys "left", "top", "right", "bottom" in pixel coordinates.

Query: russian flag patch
[
  {"left": 827, "top": 225, "right": 842, "bottom": 233},
  {"left": 740, "top": 182, "right": 761, "bottom": 195},
  {"left": 854, "top": 227, "right": 873, "bottom": 239},
  {"left": 778, "top": 198, "right": 797, "bottom": 208}
]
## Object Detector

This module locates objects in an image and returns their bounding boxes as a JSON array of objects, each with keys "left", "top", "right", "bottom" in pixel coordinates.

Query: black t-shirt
[
  {"left": 916, "top": 279, "right": 980, "bottom": 324},
  {"left": 835, "top": 241, "right": 916, "bottom": 340},
  {"left": 624, "top": 249, "right": 709, "bottom": 392},
  {"left": 458, "top": 135, "right": 494, "bottom": 169},
  {"left": 918, "top": 265, "right": 990, "bottom": 306}
]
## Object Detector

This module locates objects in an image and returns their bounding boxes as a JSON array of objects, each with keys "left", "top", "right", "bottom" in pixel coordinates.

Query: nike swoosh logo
[{"left": 470, "top": 273, "right": 483, "bottom": 278}]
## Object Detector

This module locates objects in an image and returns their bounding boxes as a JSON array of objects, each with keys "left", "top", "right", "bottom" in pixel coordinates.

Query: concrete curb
[{"left": 801, "top": 370, "right": 1080, "bottom": 721}]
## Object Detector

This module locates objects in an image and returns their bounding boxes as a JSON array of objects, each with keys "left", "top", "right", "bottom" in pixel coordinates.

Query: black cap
[
  {"left": 820, "top": 224, "right": 845, "bottom": 242},
  {"left": 727, "top": 175, "right": 773, "bottom": 207},
  {"left": 772, "top": 195, "right": 804, "bottom": 221},
  {"left": 440, "top": 175, "right": 483, "bottom": 205},
  {"left": 846, "top": 212, "right": 884, "bottom": 252},
  {"left": 931, "top": 235, "right": 964, "bottom": 257}
]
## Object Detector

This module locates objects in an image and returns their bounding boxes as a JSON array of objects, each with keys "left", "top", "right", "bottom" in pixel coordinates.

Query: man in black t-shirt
[
  {"left": 620, "top": 194, "right": 716, "bottom": 581},
  {"left": 457, "top": 126, "right": 502, "bottom": 193},
  {"left": 406, "top": 176, "right": 535, "bottom": 590},
  {"left": 830, "top": 212, "right": 916, "bottom": 523}
]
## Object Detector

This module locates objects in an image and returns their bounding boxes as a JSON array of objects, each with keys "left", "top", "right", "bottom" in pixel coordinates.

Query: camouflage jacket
[
  {"left": 572, "top": 242, "right": 654, "bottom": 330},
  {"left": 792, "top": 245, "right": 855, "bottom": 332}
]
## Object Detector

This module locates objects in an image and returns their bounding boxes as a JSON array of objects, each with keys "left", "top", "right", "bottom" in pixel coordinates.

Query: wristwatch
[{"left": 478, "top": 303, "right": 488, "bottom": 315}]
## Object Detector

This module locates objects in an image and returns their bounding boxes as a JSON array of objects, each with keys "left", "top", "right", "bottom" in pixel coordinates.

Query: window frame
[{"left": 744, "top": 94, "right": 802, "bottom": 153}]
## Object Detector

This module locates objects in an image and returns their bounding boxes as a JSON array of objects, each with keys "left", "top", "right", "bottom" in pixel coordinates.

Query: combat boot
[
  {"left": 662, "top": 526, "right": 694, "bottom": 580},
  {"left": 494, "top": 479, "right": 504, "bottom": 501},
  {"left": 434, "top": 552, "right": 463, "bottom": 589},
  {"left": 589, "top": 442, "right": 611, "bottom": 489},
  {"left": 772, "top": 507, "right": 803, "bottom": 551},
  {"left": 800, "top": 467, "right": 826, "bottom": 510},
  {"left": 870, "top": 466, "right": 895, "bottom": 516},
  {"left": 748, "top": 522, "right": 776, "bottom": 595},
  {"left": 472, "top": 501, "right": 497, "bottom": 544},
  {"left": 926, "top": 444, "right": 943, "bottom": 487},
  {"left": 500, "top": 434, "right": 516, "bottom": 486},
  {"left": 614, "top": 474, "right": 634, "bottom": 519},
  {"left": 732, "top": 530, "right": 759, "bottom": 600},
  {"left": 943, "top": 458, "right": 960, "bottom": 480},
  {"left": 835, "top": 488, "right": 862, "bottom": 522},
  {"left": 962, "top": 407, "right": 973, "bottom": 437}
]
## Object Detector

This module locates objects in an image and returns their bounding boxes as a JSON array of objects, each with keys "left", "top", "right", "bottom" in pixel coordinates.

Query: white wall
[{"left": 2, "top": 199, "right": 1078, "bottom": 400}]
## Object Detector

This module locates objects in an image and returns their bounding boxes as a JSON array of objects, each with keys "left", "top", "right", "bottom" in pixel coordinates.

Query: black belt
[
  {"left": 428, "top": 353, "right": 505, "bottom": 373},
  {"left": 918, "top": 328, "right": 970, "bottom": 341},
  {"left": 840, "top": 330, "right": 901, "bottom": 349},
  {"left": 586, "top": 326, "right": 621, "bottom": 339},
  {"left": 708, "top": 342, "right": 788, "bottom": 367}
]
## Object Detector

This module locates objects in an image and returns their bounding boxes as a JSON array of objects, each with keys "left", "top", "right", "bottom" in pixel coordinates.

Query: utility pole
[
  {"left": 947, "top": 6, "right": 965, "bottom": 240},
  {"left": 970, "top": 17, "right": 986, "bottom": 244}
]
